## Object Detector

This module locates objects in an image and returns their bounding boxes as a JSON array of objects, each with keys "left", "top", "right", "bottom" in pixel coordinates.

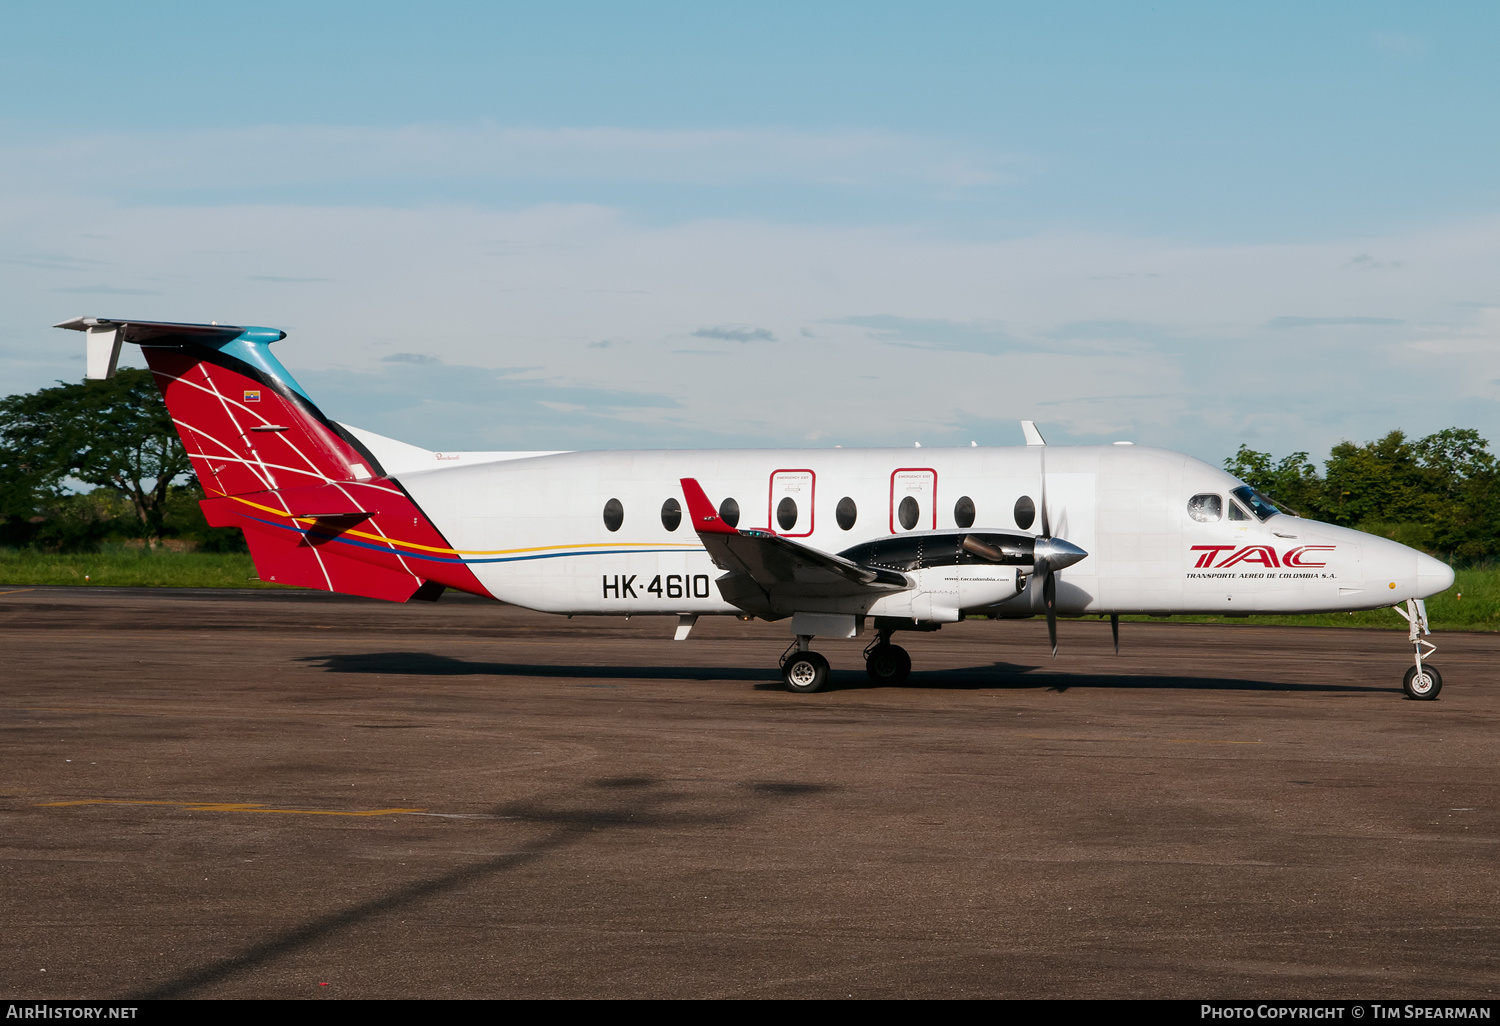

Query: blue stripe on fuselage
[{"left": 243, "top": 515, "right": 698, "bottom": 564}]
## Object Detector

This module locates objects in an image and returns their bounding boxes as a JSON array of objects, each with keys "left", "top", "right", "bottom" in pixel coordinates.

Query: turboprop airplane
[{"left": 56, "top": 316, "right": 1456, "bottom": 699}]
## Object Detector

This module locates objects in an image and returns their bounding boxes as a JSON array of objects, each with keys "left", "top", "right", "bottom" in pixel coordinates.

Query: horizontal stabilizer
[
  {"left": 287, "top": 511, "right": 374, "bottom": 522},
  {"left": 54, "top": 316, "right": 261, "bottom": 345}
]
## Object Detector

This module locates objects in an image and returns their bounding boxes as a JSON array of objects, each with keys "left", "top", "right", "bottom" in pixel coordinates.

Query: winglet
[{"left": 680, "top": 478, "right": 738, "bottom": 535}]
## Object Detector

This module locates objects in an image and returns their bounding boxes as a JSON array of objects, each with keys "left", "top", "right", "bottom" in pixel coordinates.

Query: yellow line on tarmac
[
  {"left": 1021, "top": 734, "right": 1263, "bottom": 745},
  {"left": 0, "top": 588, "right": 36, "bottom": 596},
  {"left": 38, "top": 799, "right": 425, "bottom": 817}
]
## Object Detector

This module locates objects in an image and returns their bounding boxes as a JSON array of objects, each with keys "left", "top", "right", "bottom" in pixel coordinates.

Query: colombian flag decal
[{"left": 244, "top": 390, "right": 261, "bottom": 403}]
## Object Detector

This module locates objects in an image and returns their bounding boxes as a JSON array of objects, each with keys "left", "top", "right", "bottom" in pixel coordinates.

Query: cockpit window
[
  {"left": 1187, "top": 493, "right": 1222, "bottom": 522},
  {"left": 1231, "top": 485, "right": 1285, "bottom": 522},
  {"left": 1228, "top": 500, "right": 1250, "bottom": 521}
]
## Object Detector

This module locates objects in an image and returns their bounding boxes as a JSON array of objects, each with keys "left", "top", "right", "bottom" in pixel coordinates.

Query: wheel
[
  {"left": 782, "top": 651, "right": 830, "bottom": 694},
  {"left": 1403, "top": 664, "right": 1442, "bottom": 700},
  {"left": 865, "top": 643, "right": 911, "bottom": 685}
]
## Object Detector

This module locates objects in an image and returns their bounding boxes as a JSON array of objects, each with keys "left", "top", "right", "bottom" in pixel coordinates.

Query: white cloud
[{"left": 7, "top": 193, "right": 1500, "bottom": 459}]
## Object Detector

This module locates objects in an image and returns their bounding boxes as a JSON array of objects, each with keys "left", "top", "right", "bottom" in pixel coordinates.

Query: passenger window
[
  {"left": 777, "top": 496, "right": 798, "bottom": 531},
  {"left": 1187, "top": 494, "right": 1222, "bottom": 523},
  {"left": 898, "top": 495, "right": 920, "bottom": 531},
  {"left": 954, "top": 495, "right": 975, "bottom": 529},
  {"left": 1229, "top": 500, "right": 1250, "bottom": 521},
  {"left": 661, "top": 497, "right": 682, "bottom": 532},
  {"left": 1014, "top": 495, "right": 1036, "bottom": 530},
  {"left": 718, "top": 496, "right": 740, "bottom": 528},
  {"left": 602, "top": 498, "right": 624, "bottom": 532},
  {"left": 836, "top": 496, "right": 857, "bottom": 530}
]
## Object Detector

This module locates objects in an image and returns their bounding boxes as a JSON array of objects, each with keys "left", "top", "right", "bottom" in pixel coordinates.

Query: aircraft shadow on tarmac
[
  {"left": 297, "top": 651, "right": 1394, "bottom": 695},
  {"left": 132, "top": 774, "right": 830, "bottom": 999}
]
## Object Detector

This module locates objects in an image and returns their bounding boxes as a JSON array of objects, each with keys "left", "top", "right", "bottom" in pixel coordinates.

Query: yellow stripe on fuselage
[{"left": 225, "top": 493, "right": 701, "bottom": 557}]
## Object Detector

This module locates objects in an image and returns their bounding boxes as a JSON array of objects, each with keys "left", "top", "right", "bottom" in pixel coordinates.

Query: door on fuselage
[
  {"left": 890, "top": 468, "right": 936, "bottom": 533},
  {"left": 769, "top": 469, "right": 815, "bottom": 537}
]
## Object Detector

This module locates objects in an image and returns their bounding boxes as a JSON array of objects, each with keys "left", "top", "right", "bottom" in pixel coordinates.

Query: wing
[{"left": 680, "top": 477, "right": 909, "bottom": 617}]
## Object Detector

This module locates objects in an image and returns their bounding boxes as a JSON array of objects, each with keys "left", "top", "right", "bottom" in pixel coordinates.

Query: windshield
[{"left": 1231, "top": 485, "right": 1289, "bottom": 522}]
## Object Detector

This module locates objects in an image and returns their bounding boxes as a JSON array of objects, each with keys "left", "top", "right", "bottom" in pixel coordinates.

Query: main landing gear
[
  {"left": 1395, "top": 598, "right": 1441, "bottom": 700},
  {"left": 778, "top": 630, "right": 915, "bottom": 693},
  {"left": 780, "top": 637, "right": 830, "bottom": 694},
  {"left": 863, "top": 630, "right": 911, "bottom": 685}
]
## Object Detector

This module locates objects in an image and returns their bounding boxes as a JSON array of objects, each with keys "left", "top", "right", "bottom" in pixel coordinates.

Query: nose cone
[
  {"left": 1035, "top": 536, "right": 1088, "bottom": 572},
  {"left": 1417, "top": 552, "right": 1455, "bottom": 598}
]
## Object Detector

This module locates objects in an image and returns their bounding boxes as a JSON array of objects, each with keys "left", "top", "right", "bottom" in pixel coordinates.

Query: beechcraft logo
[{"left": 244, "top": 390, "right": 261, "bottom": 403}]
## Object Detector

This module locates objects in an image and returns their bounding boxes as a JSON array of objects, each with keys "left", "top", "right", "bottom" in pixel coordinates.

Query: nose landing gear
[
  {"left": 1403, "top": 663, "right": 1442, "bottom": 700},
  {"left": 1395, "top": 598, "right": 1441, "bottom": 700}
]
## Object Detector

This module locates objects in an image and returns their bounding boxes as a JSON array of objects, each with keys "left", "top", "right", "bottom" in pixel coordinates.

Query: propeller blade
[
  {"left": 1038, "top": 446, "right": 1051, "bottom": 539},
  {"left": 1111, "top": 613, "right": 1119, "bottom": 655},
  {"left": 1043, "top": 568, "right": 1057, "bottom": 657}
]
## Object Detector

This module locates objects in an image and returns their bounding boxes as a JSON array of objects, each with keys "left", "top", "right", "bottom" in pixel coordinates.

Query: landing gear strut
[
  {"left": 1395, "top": 598, "right": 1441, "bottom": 700},
  {"left": 781, "top": 635, "right": 830, "bottom": 694},
  {"left": 862, "top": 630, "right": 911, "bottom": 685}
]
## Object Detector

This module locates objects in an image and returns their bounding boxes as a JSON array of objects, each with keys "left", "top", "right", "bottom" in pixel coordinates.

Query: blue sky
[{"left": 3, "top": 2, "right": 1498, "bottom": 463}]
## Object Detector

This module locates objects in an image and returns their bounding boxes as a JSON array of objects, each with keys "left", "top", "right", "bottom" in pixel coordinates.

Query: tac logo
[
  {"left": 1190, "top": 545, "right": 1335, "bottom": 569},
  {"left": 243, "top": 390, "right": 261, "bottom": 403}
]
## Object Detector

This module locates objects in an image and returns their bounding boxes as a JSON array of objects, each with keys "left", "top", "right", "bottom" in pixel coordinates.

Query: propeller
[{"left": 1030, "top": 446, "right": 1088, "bottom": 657}]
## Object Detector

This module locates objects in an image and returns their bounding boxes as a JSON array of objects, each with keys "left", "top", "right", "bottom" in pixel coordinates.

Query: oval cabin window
[
  {"left": 661, "top": 497, "right": 682, "bottom": 532},
  {"left": 954, "top": 495, "right": 975, "bottom": 529},
  {"left": 718, "top": 496, "right": 740, "bottom": 528},
  {"left": 602, "top": 498, "right": 624, "bottom": 532},
  {"left": 898, "top": 495, "right": 920, "bottom": 531},
  {"left": 1013, "top": 495, "right": 1036, "bottom": 531},
  {"left": 777, "top": 496, "right": 798, "bottom": 532},
  {"left": 836, "top": 496, "right": 857, "bottom": 531}
]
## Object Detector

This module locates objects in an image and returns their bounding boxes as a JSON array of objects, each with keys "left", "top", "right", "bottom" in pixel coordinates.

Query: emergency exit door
[
  {"left": 769, "top": 469, "right": 815, "bottom": 537},
  {"left": 890, "top": 468, "right": 936, "bottom": 532}
]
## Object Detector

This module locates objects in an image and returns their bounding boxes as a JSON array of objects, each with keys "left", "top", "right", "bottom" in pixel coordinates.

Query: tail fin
[
  {"left": 57, "top": 316, "right": 381, "bottom": 497},
  {"left": 55, "top": 317, "right": 490, "bottom": 603}
]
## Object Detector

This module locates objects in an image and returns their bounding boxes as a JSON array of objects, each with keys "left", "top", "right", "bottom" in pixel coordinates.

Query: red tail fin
[
  {"left": 55, "top": 317, "right": 492, "bottom": 603},
  {"left": 139, "top": 334, "right": 380, "bottom": 498}
]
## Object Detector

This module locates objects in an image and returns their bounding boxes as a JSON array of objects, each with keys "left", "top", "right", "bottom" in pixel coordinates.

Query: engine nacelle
[{"left": 865, "top": 564, "right": 1022, "bottom": 622}]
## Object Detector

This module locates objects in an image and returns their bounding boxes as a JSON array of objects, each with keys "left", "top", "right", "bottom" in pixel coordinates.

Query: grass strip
[
  {"left": 0, "top": 547, "right": 280, "bottom": 589},
  {"left": 4, "top": 551, "right": 1498, "bottom": 631}
]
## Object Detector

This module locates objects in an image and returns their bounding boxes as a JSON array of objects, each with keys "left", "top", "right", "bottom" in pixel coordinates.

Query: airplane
[{"left": 56, "top": 316, "right": 1456, "bottom": 700}]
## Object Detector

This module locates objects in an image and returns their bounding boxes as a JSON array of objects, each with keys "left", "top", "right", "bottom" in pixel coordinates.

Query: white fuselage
[{"left": 388, "top": 442, "right": 1453, "bottom": 621}]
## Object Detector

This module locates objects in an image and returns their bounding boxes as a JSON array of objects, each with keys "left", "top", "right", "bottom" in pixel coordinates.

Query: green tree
[
  {"left": 1226, "top": 427, "right": 1500, "bottom": 563},
  {"left": 1413, "top": 429, "right": 1500, "bottom": 560},
  {"left": 0, "top": 369, "right": 192, "bottom": 544},
  {"left": 1223, "top": 445, "right": 1323, "bottom": 514},
  {"left": 1322, "top": 431, "right": 1434, "bottom": 526}
]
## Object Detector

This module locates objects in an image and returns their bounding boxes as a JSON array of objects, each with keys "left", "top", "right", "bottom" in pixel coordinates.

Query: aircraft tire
[
  {"left": 865, "top": 643, "right": 911, "bottom": 685},
  {"left": 1403, "top": 664, "right": 1442, "bottom": 700},
  {"left": 783, "top": 651, "right": 830, "bottom": 694}
]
